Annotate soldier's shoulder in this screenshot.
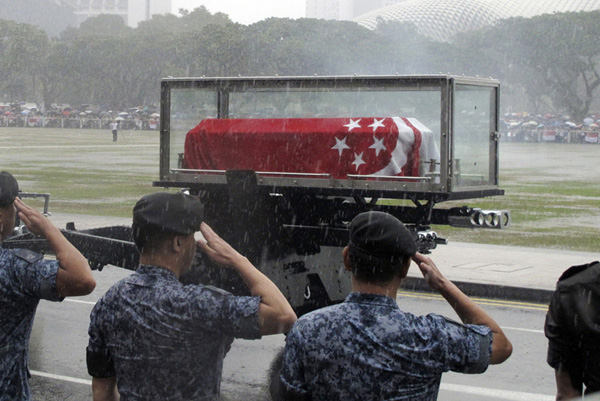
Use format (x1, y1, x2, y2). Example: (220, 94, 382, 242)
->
(12, 249, 44, 264)
(558, 261, 600, 285)
(294, 303, 345, 330)
(0, 248, 43, 264)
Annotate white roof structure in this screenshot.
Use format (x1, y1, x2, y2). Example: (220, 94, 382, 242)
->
(354, 0, 600, 41)
(50, 0, 171, 27)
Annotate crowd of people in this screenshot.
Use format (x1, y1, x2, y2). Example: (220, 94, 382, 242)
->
(501, 112, 600, 144)
(0, 102, 160, 131)
(0, 166, 597, 401)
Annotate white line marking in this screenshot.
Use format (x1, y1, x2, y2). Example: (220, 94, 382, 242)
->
(65, 298, 96, 305)
(441, 383, 554, 400)
(503, 326, 544, 334)
(30, 370, 555, 399)
(0, 145, 156, 149)
(30, 370, 91, 386)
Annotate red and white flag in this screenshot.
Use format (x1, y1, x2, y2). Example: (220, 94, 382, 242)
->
(543, 130, 556, 142)
(184, 117, 439, 179)
(585, 132, 599, 143)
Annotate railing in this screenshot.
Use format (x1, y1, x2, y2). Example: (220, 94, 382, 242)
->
(0, 116, 159, 131)
(500, 129, 599, 144)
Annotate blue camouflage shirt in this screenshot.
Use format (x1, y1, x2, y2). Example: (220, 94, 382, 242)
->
(0, 247, 61, 401)
(87, 264, 261, 401)
(281, 292, 492, 401)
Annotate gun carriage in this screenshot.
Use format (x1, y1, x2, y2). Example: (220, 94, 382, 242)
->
(4, 75, 510, 316)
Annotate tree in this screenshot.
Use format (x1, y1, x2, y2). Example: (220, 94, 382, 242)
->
(453, 11, 600, 119)
(374, 20, 438, 75)
(518, 11, 600, 120)
(60, 14, 132, 41)
(0, 19, 49, 102)
(5, 6, 597, 117)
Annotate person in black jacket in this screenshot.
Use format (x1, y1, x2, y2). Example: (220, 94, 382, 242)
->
(545, 261, 600, 400)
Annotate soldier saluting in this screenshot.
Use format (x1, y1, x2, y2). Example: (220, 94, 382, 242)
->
(87, 192, 296, 400)
(0, 171, 96, 400)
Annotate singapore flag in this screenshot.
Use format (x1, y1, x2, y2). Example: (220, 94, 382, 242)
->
(184, 116, 439, 179)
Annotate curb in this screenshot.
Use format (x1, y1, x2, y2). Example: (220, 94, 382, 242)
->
(402, 277, 554, 305)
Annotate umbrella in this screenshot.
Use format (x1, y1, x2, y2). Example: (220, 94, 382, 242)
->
(150, 113, 160, 117)
(115, 117, 125, 121)
(118, 112, 128, 116)
(583, 118, 594, 125)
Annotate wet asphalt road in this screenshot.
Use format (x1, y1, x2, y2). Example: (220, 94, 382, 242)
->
(29, 266, 285, 401)
(28, 266, 556, 401)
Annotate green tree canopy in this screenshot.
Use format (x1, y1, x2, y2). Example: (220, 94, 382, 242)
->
(0, 19, 49, 102)
(453, 11, 600, 119)
(1, 9, 599, 119)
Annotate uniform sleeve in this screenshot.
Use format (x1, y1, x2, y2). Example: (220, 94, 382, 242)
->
(86, 300, 116, 378)
(12, 250, 62, 302)
(428, 314, 492, 374)
(188, 285, 261, 339)
(280, 324, 309, 397)
(544, 290, 572, 369)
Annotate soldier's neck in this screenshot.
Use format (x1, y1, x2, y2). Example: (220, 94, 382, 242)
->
(351, 276, 402, 299)
(139, 253, 184, 277)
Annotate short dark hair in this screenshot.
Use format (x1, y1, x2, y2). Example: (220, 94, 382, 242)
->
(348, 248, 410, 284)
(0, 171, 19, 207)
(131, 222, 176, 253)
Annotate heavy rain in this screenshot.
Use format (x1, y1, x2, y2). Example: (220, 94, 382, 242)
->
(1, 1, 600, 400)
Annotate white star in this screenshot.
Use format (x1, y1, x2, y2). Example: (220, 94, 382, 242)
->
(368, 118, 385, 132)
(331, 136, 351, 156)
(352, 152, 366, 170)
(344, 118, 361, 132)
(369, 136, 387, 156)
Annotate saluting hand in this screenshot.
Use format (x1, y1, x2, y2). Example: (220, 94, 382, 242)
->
(196, 222, 246, 268)
(14, 198, 56, 237)
(412, 252, 446, 292)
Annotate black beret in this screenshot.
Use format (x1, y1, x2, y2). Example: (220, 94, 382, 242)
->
(132, 192, 203, 235)
(0, 171, 19, 207)
(349, 211, 416, 261)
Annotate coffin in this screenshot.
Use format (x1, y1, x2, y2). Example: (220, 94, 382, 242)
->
(184, 117, 440, 179)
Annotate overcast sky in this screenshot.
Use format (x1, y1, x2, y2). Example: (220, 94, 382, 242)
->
(171, 0, 305, 25)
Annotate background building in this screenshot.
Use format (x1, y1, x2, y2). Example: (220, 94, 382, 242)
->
(353, 0, 600, 41)
(52, 0, 172, 27)
(0, 0, 77, 36)
(306, 0, 406, 20)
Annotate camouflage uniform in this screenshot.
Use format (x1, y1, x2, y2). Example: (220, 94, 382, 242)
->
(0, 248, 61, 401)
(281, 292, 492, 401)
(87, 264, 261, 401)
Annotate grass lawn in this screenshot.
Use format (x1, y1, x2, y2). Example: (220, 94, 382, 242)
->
(1, 127, 160, 217)
(2, 128, 599, 252)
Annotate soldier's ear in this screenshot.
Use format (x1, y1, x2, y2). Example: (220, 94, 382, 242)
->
(342, 246, 352, 271)
(170, 235, 181, 252)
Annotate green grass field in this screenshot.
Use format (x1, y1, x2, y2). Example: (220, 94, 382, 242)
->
(2, 127, 599, 252)
(2, 127, 160, 216)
